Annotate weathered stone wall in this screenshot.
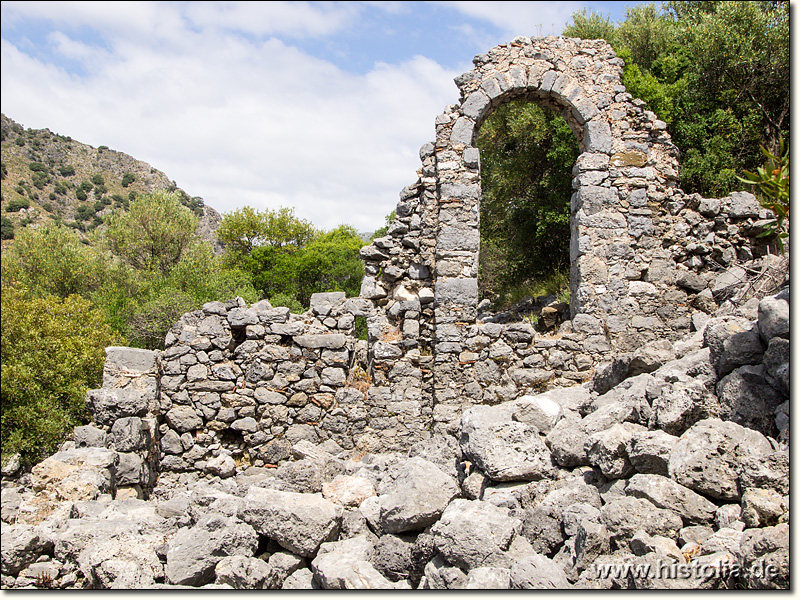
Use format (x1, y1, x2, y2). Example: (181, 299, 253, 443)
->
(67, 36, 781, 476)
(356, 35, 778, 434)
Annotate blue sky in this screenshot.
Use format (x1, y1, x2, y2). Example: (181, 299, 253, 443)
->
(2, 1, 645, 231)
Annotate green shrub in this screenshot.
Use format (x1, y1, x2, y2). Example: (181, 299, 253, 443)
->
(79, 180, 93, 193)
(125, 287, 197, 350)
(75, 188, 87, 201)
(0, 216, 13, 240)
(28, 162, 47, 172)
(43, 202, 53, 212)
(32, 171, 49, 189)
(121, 173, 135, 187)
(93, 183, 107, 195)
(14, 137, 24, 146)
(59, 165, 76, 177)
(91, 174, 105, 186)
(0, 288, 121, 466)
(6, 198, 30, 212)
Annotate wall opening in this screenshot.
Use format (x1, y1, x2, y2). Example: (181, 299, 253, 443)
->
(476, 98, 580, 325)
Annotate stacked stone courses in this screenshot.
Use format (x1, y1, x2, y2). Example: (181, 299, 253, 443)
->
(80, 37, 785, 473)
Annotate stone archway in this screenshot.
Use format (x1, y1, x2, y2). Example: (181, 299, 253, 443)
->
(357, 35, 770, 436)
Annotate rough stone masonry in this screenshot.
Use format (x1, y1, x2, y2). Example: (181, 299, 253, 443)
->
(1, 36, 788, 591)
(141, 35, 779, 470)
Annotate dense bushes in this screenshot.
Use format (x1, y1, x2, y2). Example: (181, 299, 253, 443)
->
(219, 207, 364, 309)
(1, 288, 121, 466)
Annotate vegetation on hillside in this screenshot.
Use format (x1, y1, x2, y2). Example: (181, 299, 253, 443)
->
(0, 114, 210, 243)
(477, 0, 789, 309)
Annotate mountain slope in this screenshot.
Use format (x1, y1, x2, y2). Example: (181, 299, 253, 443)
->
(0, 114, 221, 247)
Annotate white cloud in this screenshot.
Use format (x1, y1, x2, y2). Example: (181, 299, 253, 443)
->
(1, 3, 459, 232)
(444, 0, 585, 39)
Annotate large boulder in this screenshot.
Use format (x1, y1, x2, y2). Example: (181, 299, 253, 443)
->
(624, 474, 717, 525)
(378, 457, 459, 534)
(32, 448, 119, 502)
(239, 487, 342, 557)
(460, 405, 555, 481)
(738, 524, 788, 589)
(1, 523, 53, 576)
(310, 535, 406, 589)
(600, 497, 682, 550)
(430, 499, 521, 571)
(165, 513, 258, 586)
(668, 419, 774, 502)
(715, 364, 782, 436)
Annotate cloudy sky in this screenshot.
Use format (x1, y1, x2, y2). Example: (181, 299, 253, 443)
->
(2, 1, 643, 232)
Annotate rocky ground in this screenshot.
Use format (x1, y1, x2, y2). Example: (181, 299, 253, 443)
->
(0, 287, 789, 590)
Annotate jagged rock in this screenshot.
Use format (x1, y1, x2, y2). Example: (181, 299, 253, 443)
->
(716, 364, 782, 436)
(585, 422, 645, 479)
(214, 555, 272, 589)
(737, 451, 789, 495)
(78, 534, 163, 589)
(704, 316, 764, 377)
(629, 530, 683, 563)
(460, 405, 555, 482)
(520, 506, 565, 557)
(430, 499, 521, 570)
(281, 568, 320, 589)
(762, 337, 789, 395)
(266, 551, 305, 589)
(378, 457, 459, 534)
(165, 513, 258, 586)
(311, 534, 406, 589)
(648, 379, 716, 436)
(1, 523, 53, 576)
(372, 534, 415, 582)
(406, 435, 460, 479)
(668, 418, 774, 502)
(561, 503, 602, 538)
(573, 519, 611, 572)
(715, 504, 742, 530)
(32, 448, 118, 502)
(321, 475, 375, 507)
(511, 394, 564, 434)
(624, 474, 717, 525)
(600, 497, 682, 550)
(740, 488, 785, 528)
(628, 339, 675, 376)
(239, 487, 342, 557)
(626, 430, 678, 476)
(464, 567, 512, 589)
(738, 524, 789, 589)
(419, 554, 467, 589)
(757, 292, 789, 343)
(509, 552, 571, 589)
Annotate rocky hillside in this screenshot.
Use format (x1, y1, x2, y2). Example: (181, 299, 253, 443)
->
(0, 286, 788, 589)
(0, 114, 221, 248)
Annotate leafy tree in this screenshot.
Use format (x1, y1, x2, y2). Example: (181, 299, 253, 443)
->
(1, 287, 121, 466)
(104, 190, 199, 275)
(59, 164, 76, 177)
(477, 101, 579, 304)
(91, 174, 105, 186)
(0, 224, 120, 299)
(121, 172, 135, 187)
(563, 1, 789, 197)
(217, 206, 316, 256)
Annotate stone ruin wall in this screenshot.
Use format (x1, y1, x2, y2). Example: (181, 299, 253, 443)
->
(77, 37, 780, 482)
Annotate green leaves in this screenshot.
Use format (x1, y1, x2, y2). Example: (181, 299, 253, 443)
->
(104, 190, 199, 275)
(1, 288, 121, 466)
(217, 206, 316, 256)
(737, 138, 790, 251)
